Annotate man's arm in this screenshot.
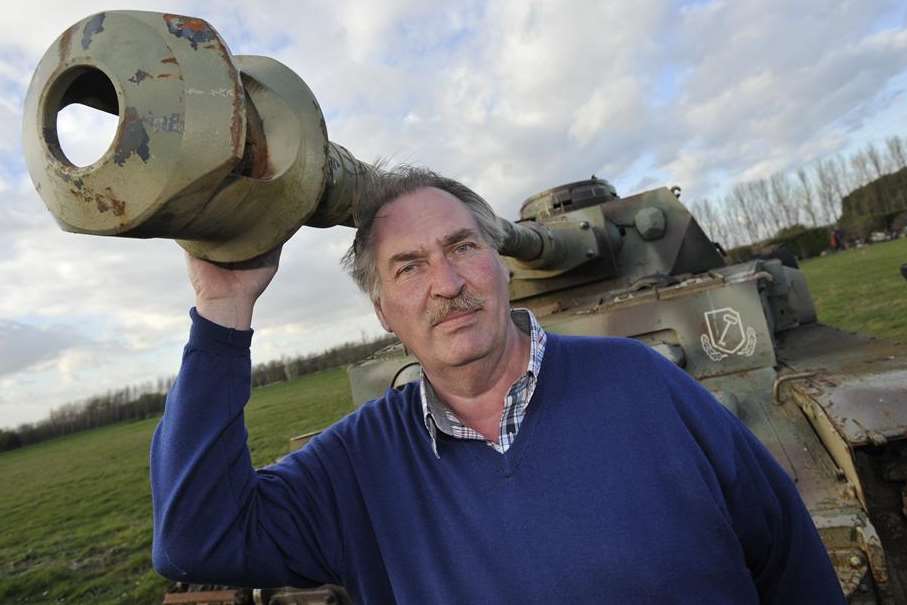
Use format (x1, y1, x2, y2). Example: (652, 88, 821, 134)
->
(150, 248, 344, 587)
(647, 348, 846, 604)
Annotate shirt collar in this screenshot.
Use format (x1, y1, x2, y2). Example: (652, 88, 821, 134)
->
(420, 308, 546, 457)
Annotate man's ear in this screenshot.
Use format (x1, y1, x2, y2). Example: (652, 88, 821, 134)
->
(373, 298, 392, 333)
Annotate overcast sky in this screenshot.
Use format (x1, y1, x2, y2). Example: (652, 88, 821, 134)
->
(2, 0, 906, 429)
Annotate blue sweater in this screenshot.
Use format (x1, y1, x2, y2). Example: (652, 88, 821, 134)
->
(151, 311, 844, 604)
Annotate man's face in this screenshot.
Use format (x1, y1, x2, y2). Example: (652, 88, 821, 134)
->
(371, 187, 511, 372)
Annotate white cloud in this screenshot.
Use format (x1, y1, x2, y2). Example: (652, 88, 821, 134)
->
(0, 94, 22, 154)
(55, 104, 119, 167)
(0, 320, 86, 375)
(569, 77, 645, 146)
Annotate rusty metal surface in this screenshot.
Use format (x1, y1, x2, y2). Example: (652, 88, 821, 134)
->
(776, 324, 907, 602)
(822, 369, 907, 446)
(24, 11, 372, 262)
(256, 586, 351, 605)
(813, 512, 895, 603)
(776, 324, 907, 447)
(776, 323, 907, 375)
(788, 381, 869, 506)
(703, 369, 846, 507)
(176, 54, 332, 262)
(24, 11, 245, 238)
(287, 430, 321, 453)
(162, 589, 241, 604)
(700, 362, 889, 601)
(856, 448, 907, 603)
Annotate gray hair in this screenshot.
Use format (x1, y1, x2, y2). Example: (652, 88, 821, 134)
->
(341, 165, 504, 301)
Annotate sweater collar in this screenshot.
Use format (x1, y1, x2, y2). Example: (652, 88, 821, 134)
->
(420, 308, 546, 458)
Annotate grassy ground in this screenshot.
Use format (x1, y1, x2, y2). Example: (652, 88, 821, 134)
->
(799, 237, 907, 343)
(0, 368, 354, 605)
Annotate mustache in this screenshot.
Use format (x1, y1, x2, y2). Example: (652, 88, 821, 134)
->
(428, 290, 485, 326)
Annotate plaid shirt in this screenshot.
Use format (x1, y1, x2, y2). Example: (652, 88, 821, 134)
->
(420, 308, 546, 457)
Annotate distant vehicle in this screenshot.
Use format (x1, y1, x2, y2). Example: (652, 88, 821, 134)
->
(869, 232, 890, 243)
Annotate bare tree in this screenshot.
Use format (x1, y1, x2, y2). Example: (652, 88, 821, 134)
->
(796, 168, 819, 227)
(749, 179, 780, 236)
(827, 156, 851, 207)
(710, 199, 733, 247)
(814, 160, 842, 224)
(729, 184, 760, 243)
(717, 196, 744, 247)
(864, 141, 887, 179)
(770, 172, 798, 228)
(689, 199, 711, 240)
(692, 198, 731, 246)
(851, 150, 874, 188)
(885, 135, 907, 171)
(834, 154, 858, 197)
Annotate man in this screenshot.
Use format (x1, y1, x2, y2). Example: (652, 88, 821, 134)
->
(151, 167, 845, 604)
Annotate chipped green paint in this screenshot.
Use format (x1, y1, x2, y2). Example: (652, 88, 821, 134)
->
(113, 108, 150, 166)
(128, 70, 152, 85)
(162, 14, 216, 50)
(23, 10, 368, 262)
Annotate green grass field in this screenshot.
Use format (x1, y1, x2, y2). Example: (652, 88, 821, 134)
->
(0, 368, 355, 605)
(1, 237, 905, 604)
(800, 237, 907, 343)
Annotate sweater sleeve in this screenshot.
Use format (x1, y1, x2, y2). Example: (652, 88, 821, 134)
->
(150, 309, 344, 588)
(646, 347, 845, 605)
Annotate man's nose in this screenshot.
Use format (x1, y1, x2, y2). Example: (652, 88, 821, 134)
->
(430, 256, 466, 298)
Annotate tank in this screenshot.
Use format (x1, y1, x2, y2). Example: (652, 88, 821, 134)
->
(23, 10, 907, 605)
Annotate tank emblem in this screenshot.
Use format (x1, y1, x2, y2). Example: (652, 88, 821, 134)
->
(701, 307, 757, 361)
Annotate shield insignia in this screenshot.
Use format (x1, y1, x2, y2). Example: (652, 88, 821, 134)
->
(704, 307, 746, 355)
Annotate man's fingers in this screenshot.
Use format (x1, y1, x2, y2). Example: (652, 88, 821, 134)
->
(212, 246, 282, 271)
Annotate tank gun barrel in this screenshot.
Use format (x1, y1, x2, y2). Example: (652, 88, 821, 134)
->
(497, 216, 616, 272)
(496, 211, 626, 286)
(23, 11, 371, 262)
(498, 218, 544, 262)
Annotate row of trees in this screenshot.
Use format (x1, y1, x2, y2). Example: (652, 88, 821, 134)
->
(249, 334, 397, 388)
(0, 332, 398, 453)
(689, 135, 907, 247)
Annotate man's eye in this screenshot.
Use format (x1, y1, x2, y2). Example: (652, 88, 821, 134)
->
(453, 242, 477, 254)
(396, 264, 416, 277)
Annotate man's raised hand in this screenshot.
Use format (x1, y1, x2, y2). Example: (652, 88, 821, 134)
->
(185, 246, 282, 330)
